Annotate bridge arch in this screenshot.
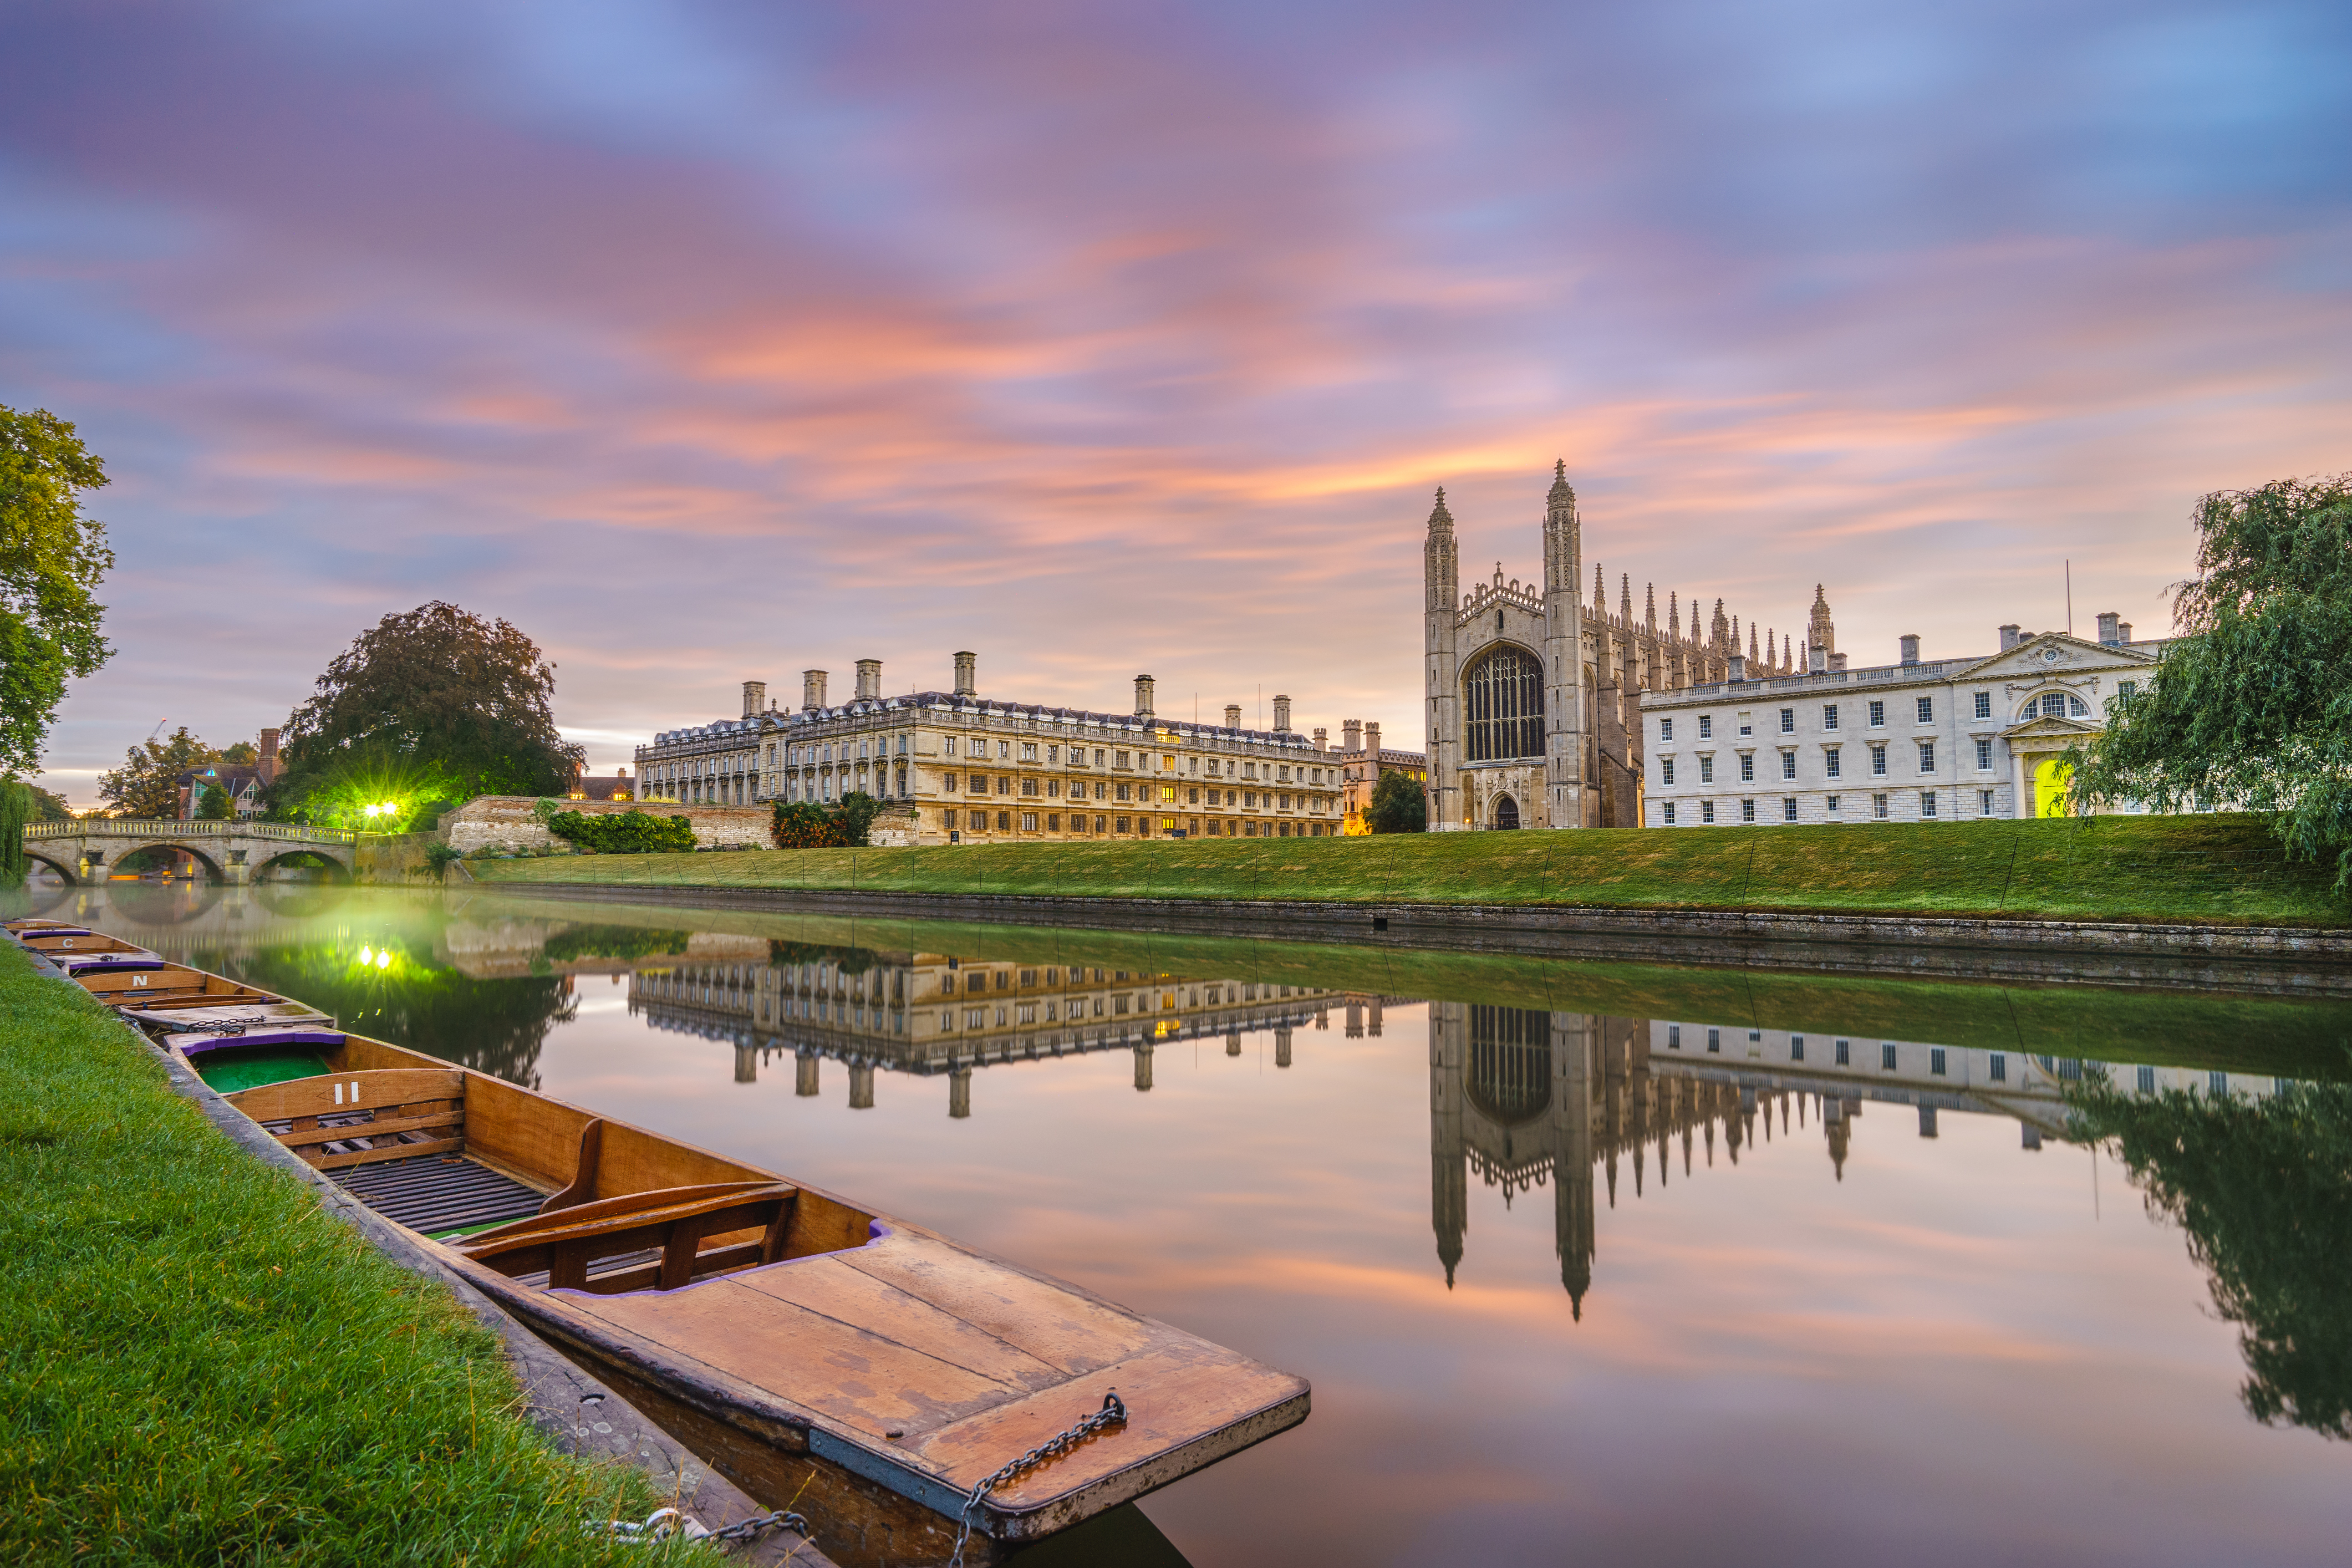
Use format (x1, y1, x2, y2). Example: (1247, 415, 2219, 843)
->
(253, 847, 353, 884)
(22, 847, 80, 885)
(110, 840, 227, 883)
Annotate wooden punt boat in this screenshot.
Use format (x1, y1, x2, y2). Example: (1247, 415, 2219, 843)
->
(68, 961, 291, 1012)
(11, 927, 155, 959)
(108, 972, 1307, 1568)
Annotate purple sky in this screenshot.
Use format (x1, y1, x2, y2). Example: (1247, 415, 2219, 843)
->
(4, 1, 2346, 797)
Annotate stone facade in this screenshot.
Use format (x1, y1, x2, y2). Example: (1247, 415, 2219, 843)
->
(442, 796, 772, 854)
(1639, 613, 2165, 826)
(635, 656, 1350, 847)
(1423, 464, 1771, 831)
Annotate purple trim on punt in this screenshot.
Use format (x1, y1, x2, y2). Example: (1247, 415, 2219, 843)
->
(546, 1219, 894, 1302)
(61, 955, 166, 974)
(13, 928, 96, 940)
(173, 1030, 348, 1058)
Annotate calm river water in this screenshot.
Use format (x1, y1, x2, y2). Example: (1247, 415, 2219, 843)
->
(40, 880, 2352, 1567)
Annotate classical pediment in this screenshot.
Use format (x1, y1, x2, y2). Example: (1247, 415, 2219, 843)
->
(2000, 714, 2098, 741)
(1957, 631, 2155, 683)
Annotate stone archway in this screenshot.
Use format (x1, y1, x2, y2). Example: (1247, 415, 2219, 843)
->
(22, 848, 79, 885)
(253, 848, 354, 884)
(1493, 794, 1520, 830)
(114, 841, 226, 883)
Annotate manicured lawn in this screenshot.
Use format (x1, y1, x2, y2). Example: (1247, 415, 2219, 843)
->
(0, 943, 699, 1566)
(472, 813, 2346, 926)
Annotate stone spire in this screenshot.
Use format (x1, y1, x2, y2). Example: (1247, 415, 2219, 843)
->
(1730, 614, 1740, 655)
(1667, 592, 1679, 638)
(1645, 582, 1657, 632)
(1620, 573, 1633, 623)
(1542, 460, 1579, 597)
(1711, 598, 1728, 649)
(1592, 561, 1606, 613)
(1765, 628, 1776, 668)
(1748, 623, 1759, 662)
(1427, 486, 1454, 535)
(1808, 582, 1836, 657)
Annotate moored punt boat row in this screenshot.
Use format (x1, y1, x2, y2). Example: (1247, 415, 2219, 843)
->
(6, 917, 1309, 1568)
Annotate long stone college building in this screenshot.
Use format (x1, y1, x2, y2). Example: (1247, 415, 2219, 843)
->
(634, 654, 1348, 845)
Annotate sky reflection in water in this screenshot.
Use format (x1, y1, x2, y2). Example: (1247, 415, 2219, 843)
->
(46, 883, 2352, 1567)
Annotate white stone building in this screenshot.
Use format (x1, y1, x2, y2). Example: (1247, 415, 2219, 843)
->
(1639, 601, 2165, 826)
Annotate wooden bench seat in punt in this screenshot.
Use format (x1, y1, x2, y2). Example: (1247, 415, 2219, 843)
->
(226, 1068, 468, 1169)
(74, 967, 284, 1008)
(19, 931, 152, 956)
(461, 1183, 796, 1294)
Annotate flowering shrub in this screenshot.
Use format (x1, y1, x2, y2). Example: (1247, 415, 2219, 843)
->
(771, 792, 881, 849)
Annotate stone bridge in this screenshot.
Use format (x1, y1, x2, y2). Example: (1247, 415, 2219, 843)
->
(23, 818, 359, 884)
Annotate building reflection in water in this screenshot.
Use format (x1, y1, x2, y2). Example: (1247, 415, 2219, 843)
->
(627, 945, 1347, 1116)
(1429, 1002, 2291, 1318)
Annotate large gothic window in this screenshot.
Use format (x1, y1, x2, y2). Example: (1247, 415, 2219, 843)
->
(1468, 1006, 1551, 1123)
(1464, 645, 1545, 762)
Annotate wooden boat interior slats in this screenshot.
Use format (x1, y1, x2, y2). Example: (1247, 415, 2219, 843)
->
(227, 1068, 469, 1170)
(335, 1153, 550, 1238)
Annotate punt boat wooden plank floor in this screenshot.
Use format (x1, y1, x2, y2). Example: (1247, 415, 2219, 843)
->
(59, 946, 1309, 1568)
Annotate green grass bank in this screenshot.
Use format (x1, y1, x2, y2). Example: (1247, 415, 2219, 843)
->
(0, 943, 700, 1566)
(471, 814, 2347, 926)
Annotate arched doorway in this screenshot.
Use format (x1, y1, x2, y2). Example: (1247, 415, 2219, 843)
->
(1493, 794, 1520, 830)
(2032, 759, 2071, 818)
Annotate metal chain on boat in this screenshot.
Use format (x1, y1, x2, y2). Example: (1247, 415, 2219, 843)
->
(587, 1504, 812, 1553)
(948, 1391, 1128, 1568)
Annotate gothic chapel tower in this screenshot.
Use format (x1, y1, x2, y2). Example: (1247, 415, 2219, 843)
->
(1540, 462, 1584, 827)
(1423, 488, 1462, 829)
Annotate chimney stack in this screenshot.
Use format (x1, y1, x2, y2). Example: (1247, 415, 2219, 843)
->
(1313, 726, 1328, 751)
(1224, 703, 1242, 729)
(259, 728, 281, 783)
(1999, 624, 2022, 652)
(1899, 634, 1920, 666)
(1728, 654, 1747, 683)
(1272, 694, 1292, 733)
(802, 670, 829, 711)
(1808, 644, 1827, 674)
(741, 680, 767, 719)
(1829, 653, 1849, 672)
(1365, 720, 1381, 756)
(855, 659, 882, 700)
(2118, 620, 2133, 643)
(1134, 674, 1155, 717)
(953, 651, 977, 696)
(2095, 612, 2120, 646)
(1342, 718, 1363, 754)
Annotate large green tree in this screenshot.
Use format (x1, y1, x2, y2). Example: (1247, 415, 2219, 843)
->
(2071, 1080, 2352, 1439)
(0, 406, 115, 778)
(2071, 474, 2352, 885)
(96, 726, 218, 818)
(272, 602, 584, 825)
(1365, 770, 1428, 833)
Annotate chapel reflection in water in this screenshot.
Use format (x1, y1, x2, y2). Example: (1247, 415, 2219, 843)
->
(1427, 1001, 2292, 1317)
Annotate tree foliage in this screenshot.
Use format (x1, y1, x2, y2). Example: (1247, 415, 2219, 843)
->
(97, 726, 217, 818)
(2070, 474, 2352, 885)
(772, 792, 881, 848)
(0, 780, 29, 886)
(0, 406, 114, 779)
(2071, 1080, 2352, 1439)
(1366, 770, 1428, 833)
(194, 781, 233, 819)
(26, 784, 70, 821)
(543, 810, 695, 854)
(273, 602, 585, 822)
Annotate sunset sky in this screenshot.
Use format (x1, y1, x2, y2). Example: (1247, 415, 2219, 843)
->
(4, 1, 2346, 797)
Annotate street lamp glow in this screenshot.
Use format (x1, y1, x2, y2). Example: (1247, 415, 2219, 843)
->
(375, 950, 391, 970)
(363, 803, 382, 818)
